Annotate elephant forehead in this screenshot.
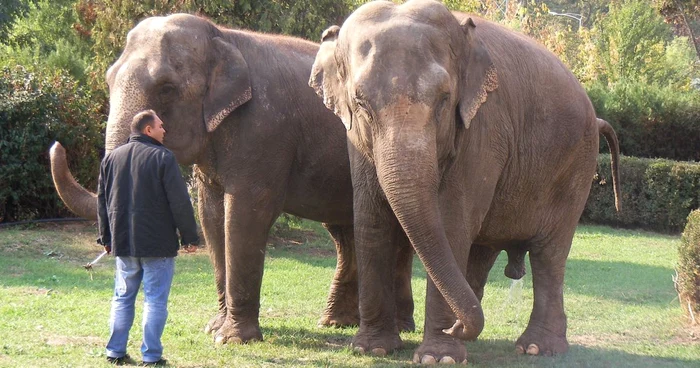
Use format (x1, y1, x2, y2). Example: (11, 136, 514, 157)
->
(127, 16, 210, 56)
(346, 0, 454, 27)
(349, 41, 451, 108)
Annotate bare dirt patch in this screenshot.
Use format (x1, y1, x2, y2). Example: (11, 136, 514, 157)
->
(267, 228, 335, 258)
(570, 333, 634, 347)
(1, 221, 101, 265)
(669, 324, 700, 345)
(21, 287, 55, 296)
(45, 335, 102, 346)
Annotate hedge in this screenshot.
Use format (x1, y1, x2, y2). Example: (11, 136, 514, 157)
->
(588, 81, 700, 162)
(0, 66, 103, 222)
(677, 210, 700, 324)
(583, 154, 700, 233)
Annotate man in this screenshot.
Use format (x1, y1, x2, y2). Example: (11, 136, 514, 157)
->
(97, 109, 198, 366)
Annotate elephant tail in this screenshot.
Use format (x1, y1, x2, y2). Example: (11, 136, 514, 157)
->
(597, 118, 621, 212)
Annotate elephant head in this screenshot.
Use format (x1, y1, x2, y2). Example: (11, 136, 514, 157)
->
(309, 0, 497, 339)
(51, 14, 252, 219)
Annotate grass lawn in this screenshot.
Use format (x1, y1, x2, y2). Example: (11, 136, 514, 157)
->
(0, 220, 698, 367)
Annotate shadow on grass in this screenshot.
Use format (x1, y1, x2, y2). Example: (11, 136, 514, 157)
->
(271, 246, 676, 307)
(249, 324, 699, 367)
(0, 240, 675, 309)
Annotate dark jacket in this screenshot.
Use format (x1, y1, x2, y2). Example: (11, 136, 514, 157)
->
(97, 134, 198, 257)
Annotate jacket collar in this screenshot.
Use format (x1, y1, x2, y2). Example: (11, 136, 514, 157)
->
(128, 133, 163, 146)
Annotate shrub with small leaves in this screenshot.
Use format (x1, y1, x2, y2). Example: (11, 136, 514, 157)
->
(678, 209, 700, 324)
(0, 66, 103, 222)
(583, 154, 700, 233)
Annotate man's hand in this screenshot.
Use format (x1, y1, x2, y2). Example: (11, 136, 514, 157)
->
(183, 244, 198, 253)
(104, 245, 112, 255)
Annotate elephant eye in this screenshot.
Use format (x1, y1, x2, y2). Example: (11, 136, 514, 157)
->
(159, 83, 178, 100)
(353, 91, 373, 120)
(435, 94, 450, 123)
(354, 99, 373, 121)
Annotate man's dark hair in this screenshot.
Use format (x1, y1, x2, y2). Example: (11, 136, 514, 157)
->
(131, 110, 158, 134)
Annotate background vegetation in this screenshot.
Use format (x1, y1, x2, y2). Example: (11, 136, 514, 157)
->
(678, 210, 700, 323)
(0, 1, 699, 227)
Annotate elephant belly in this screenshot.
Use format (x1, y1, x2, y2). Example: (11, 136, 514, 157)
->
(283, 176, 353, 226)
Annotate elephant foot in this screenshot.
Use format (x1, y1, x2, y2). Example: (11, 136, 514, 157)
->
(412, 334, 467, 365)
(515, 325, 568, 356)
(213, 318, 263, 345)
(319, 301, 360, 328)
(204, 311, 226, 334)
(319, 313, 359, 328)
(351, 329, 403, 357)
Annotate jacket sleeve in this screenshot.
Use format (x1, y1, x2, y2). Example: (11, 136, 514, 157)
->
(162, 153, 199, 245)
(97, 161, 111, 246)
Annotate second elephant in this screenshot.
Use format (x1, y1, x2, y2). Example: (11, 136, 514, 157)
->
(310, 0, 621, 364)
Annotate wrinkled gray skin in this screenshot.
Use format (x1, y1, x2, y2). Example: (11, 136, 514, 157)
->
(310, 0, 621, 364)
(49, 14, 417, 344)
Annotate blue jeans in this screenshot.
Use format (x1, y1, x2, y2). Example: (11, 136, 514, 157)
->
(105, 256, 175, 363)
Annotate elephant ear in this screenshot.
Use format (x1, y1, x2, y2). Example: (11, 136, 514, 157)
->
(309, 25, 353, 131)
(203, 37, 252, 132)
(458, 17, 498, 129)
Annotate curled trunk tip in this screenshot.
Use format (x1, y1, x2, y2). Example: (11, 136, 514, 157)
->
(50, 141, 98, 220)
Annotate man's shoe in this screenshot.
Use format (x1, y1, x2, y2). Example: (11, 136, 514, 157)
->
(142, 358, 167, 366)
(106, 354, 134, 365)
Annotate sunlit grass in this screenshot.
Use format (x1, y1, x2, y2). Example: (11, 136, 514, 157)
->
(0, 222, 697, 367)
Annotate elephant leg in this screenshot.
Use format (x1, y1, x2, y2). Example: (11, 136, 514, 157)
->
(351, 192, 403, 355)
(393, 231, 415, 332)
(319, 223, 359, 328)
(466, 245, 500, 302)
(198, 180, 227, 335)
(413, 239, 473, 364)
(214, 190, 282, 344)
(413, 182, 490, 364)
(515, 231, 573, 356)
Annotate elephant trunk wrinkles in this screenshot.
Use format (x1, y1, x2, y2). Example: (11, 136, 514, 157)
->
(374, 127, 484, 340)
(50, 142, 98, 220)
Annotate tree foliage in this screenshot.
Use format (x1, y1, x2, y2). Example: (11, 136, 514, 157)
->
(0, 0, 92, 83)
(0, 0, 30, 40)
(0, 66, 103, 222)
(594, 0, 674, 86)
(655, 0, 700, 60)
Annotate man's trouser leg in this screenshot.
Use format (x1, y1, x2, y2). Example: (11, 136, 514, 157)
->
(140, 257, 175, 363)
(106, 256, 142, 358)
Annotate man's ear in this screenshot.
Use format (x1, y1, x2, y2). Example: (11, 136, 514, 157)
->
(309, 25, 353, 131)
(203, 37, 253, 132)
(458, 17, 498, 129)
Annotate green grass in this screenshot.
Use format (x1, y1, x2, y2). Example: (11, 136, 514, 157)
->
(0, 221, 698, 367)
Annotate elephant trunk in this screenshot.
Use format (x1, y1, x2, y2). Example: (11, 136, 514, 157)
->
(374, 115, 483, 341)
(105, 87, 137, 154)
(50, 142, 98, 220)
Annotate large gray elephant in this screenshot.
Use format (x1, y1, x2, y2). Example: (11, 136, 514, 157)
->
(50, 14, 417, 344)
(310, 0, 621, 364)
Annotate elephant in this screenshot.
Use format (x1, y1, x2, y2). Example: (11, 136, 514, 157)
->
(309, 0, 621, 364)
(49, 13, 418, 344)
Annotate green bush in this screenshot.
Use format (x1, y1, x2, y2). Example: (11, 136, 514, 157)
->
(0, 0, 93, 84)
(583, 154, 700, 233)
(678, 209, 700, 324)
(0, 66, 103, 222)
(588, 81, 700, 161)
